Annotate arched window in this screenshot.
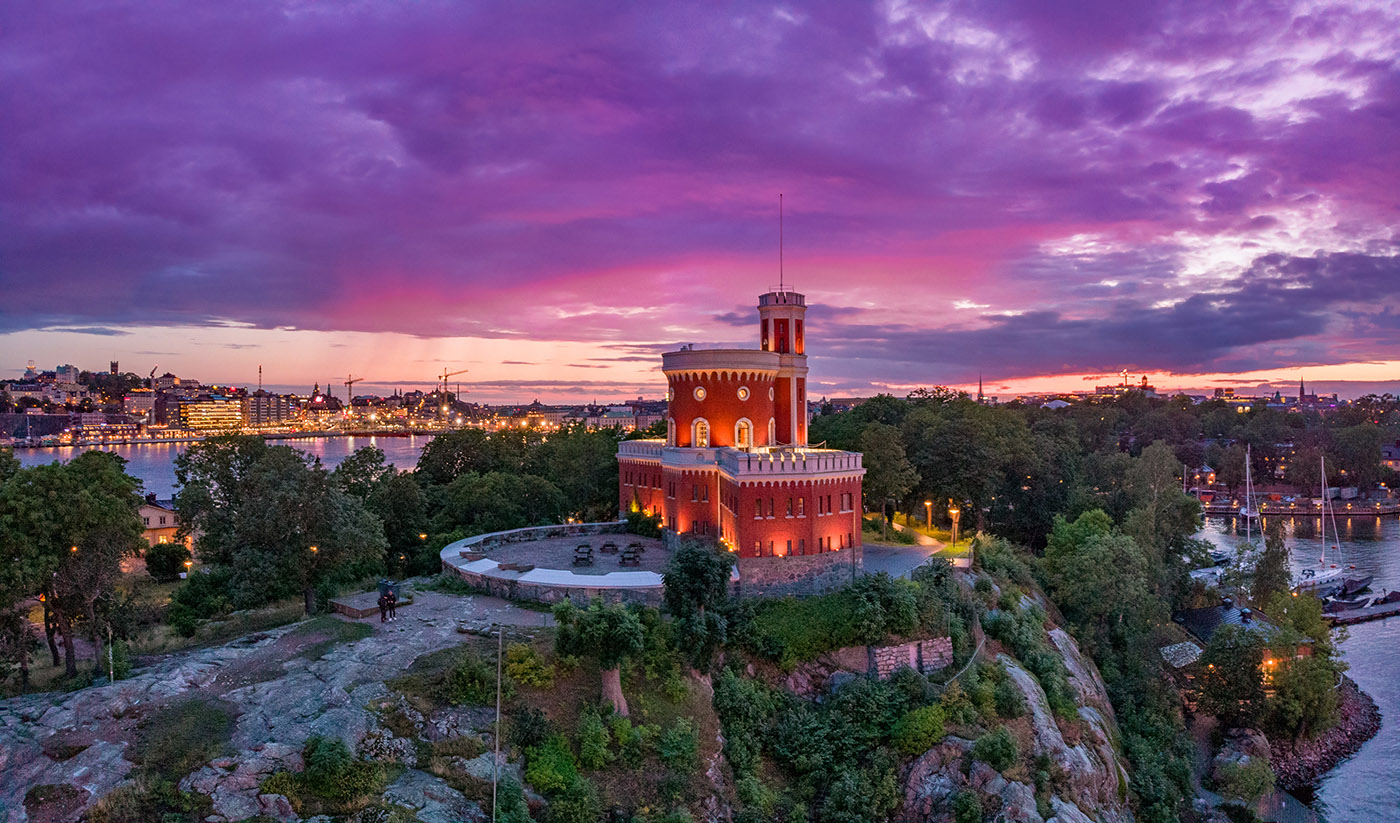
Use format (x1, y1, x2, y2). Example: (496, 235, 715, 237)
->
(693, 418, 710, 448)
(768, 418, 776, 445)
(667, 417, 676, 446)
(735, 418, 752, 449)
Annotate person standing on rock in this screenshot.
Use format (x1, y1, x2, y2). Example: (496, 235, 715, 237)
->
(378, 592, 389, 623)
(387, 590, 398, 621)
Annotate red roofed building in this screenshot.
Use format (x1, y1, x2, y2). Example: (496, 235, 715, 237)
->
(617, 289, 865, 593)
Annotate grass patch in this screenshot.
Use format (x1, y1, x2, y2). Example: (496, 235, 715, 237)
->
(129, 698, 236, 782)
(290, 615, 375, 661)
(86, 777, 214, 823)
(262, 736, 399, 817)
(24, 784, 85, 819)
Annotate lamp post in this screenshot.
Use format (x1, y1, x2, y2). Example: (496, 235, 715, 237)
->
(924, 500, 933, 532)
(948, 504, 961, 548)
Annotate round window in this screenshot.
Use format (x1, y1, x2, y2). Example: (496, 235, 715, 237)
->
(693, 386, 707, 401)
(737, 386, 750, 401)
(769, 386, 775, 401)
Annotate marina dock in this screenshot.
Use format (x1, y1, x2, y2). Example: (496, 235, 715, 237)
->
(1326, 600, 1400, 626)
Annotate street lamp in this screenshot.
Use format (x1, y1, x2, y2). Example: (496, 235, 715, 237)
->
(419, 533, 428, 541)
(948, 504, 961, 547)
(925, 500, 933, 531)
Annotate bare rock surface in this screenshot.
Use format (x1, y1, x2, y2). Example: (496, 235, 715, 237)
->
(0, 590, 543, 823)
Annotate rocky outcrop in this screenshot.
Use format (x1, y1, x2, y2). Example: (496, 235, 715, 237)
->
(0, 592, 543, 823)
(1269, 675, 1381, 790)
(999, 654, 1131, 823)
(381, 769, 486, 823)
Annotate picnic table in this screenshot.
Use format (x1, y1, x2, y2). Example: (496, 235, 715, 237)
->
(619, 546, 641, 567)
(599, 540, 619, 554)
(627, 541, 645, 553)
(573, 543, 594, 566)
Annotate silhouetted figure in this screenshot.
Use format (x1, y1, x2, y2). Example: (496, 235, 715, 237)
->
(377, 593, 389, 623)
(387, 590, 398, 621)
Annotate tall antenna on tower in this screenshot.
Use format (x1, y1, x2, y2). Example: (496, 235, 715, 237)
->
(258, 365, 262, 392)
(779, 193, 784, 291)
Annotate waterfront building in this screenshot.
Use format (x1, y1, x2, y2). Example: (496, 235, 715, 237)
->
(617, 289, 865, 594)
(175, 396, 242, 431)
(242, 389, 296, 426)
(123, 389, 156, 418)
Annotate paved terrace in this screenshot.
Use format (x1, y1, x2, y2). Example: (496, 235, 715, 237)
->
(439, 523, 668, 604)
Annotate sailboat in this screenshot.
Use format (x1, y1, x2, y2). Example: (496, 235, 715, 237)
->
(1240, 444, 1260, 544)
(1296, 455, 1347, 591)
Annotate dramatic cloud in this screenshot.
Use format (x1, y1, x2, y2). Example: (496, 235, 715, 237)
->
(3, 0, 1398, 394)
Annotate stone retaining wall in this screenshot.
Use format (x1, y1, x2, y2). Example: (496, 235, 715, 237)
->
(869, 637, 954, 679)
(732, 549, 860, 598)
(441, 563, 663, 607)
(466, 521, 629, 549)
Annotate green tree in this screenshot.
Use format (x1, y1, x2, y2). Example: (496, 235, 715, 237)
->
(661, 541, 734, 670)
(553, 599, 645, 716)
(0, 451, 144, 677)
(414, 427, 498, 486)
(331, 446, 394, 503)
(432, 471, 567, 537)
(173, 435, 272, 567)
(1251, 520, 1291, 604)
(1195, 625, 1266, 729)
(858, 422, 919, 539)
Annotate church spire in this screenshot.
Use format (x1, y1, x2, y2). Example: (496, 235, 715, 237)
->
(977, 373, 984, 404)
(1299, 375, 1306, 401)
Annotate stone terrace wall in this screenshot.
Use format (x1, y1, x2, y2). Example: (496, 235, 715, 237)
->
(733, 550, 860, 598)
(441, 521, 663, 607)
(442, 564, 662, 608)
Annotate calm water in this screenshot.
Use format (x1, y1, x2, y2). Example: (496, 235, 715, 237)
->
(12, 435, 436, 498)
(1201, 516, 1400, 822)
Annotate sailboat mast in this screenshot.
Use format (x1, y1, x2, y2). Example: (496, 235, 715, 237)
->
(1245, 444, 1253, 545)
(1320, 455, 1328, 565)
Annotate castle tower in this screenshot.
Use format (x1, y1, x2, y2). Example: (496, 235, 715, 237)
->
(757, 289, 808, 446)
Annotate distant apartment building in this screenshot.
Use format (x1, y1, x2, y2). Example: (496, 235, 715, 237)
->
(55, 364, 80, 383)
(139, 496, 191, 548)
(175, 396, 242, 430)
(124, 389, 157, 418)
(242, 390, 296, 426)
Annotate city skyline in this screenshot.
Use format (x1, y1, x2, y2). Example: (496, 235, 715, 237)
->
(5, 1, 1400, 402)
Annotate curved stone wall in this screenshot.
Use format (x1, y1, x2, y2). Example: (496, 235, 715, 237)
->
(438, 521, 665, 607)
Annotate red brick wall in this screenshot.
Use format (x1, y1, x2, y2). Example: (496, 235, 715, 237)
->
(725, 475, 863, 558)
(667, 371, 775, 448)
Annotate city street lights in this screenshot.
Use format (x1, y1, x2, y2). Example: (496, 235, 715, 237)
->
(924, 500, 933, 531)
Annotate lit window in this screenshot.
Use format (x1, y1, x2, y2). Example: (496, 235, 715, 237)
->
(769, 386, 775, 401)
(798, 497, 805, 516)
(735, 418, 752, 448)
(693, 386, 707, 401)
(737, 386, 750, 401)
(693, 418, 710, 447)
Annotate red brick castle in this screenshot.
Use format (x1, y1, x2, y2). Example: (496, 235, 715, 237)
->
(617, 289, 865, 593)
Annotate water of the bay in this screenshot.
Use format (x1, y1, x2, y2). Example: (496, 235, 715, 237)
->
(12, 435, 437, 498)
(1200, 516, 1400, 822)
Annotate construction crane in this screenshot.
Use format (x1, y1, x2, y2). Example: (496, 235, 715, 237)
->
(148, 364, 158, 389)
(438, 368, 469, 397)
(344, 374, 364, 399)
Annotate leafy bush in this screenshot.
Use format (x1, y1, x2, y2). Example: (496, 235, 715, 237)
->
(445, 651, 510, 705)
(952, 790, 983, 823)
(577, 711, 612, 769)
(496, 777, 532, 823)
(547, 776, 601, 823)
(626, 509, 663, 537)
(610, 715, 648, 766)
(508, 706, 553, 752)
(1216, 758, 1275, 804)
(303, 736, 383, 803)
(524, 734, 578, 795)
(145, 541, 192, 583)
(711, 668, 778, 774)
(972, 728, 1019, 772)
(939, 681, 979, 726)
(505, 642, 555, 688)
(994, 674, 1027, 719)
(892, 705, 946, 755)
(656, 718, 698, 769)
(745, 575, 920, 667)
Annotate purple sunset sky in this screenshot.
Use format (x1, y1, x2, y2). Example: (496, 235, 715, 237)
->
(3, 0, 1399, 402)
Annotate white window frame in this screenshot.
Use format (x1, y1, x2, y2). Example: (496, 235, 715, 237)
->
(735, 417, 753, 449)
(693, 417, 710, 448)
